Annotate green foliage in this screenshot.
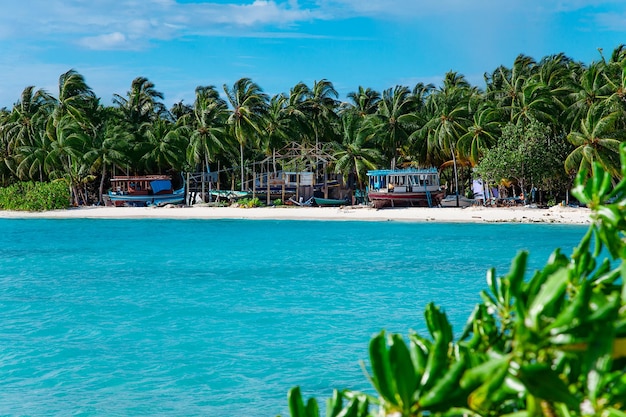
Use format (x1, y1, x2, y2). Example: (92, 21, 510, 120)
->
(0, 180, 71, 211)
(284, 147, 626, 416)
(273, 198, 283, 206)
(475, 119, 571, 195)
(237, 197, 264, 208)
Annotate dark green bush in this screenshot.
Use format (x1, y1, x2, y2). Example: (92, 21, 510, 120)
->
(0, 180, 71, 211)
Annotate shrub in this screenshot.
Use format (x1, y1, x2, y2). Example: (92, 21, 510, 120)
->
(0, 180, 71, 211)
(237, 197, 263, 208)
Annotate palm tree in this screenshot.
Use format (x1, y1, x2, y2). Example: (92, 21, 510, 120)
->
(422, 72, 473, 206)
(565, 61, 611, 131)
(333, 112, 382, 192)
(486, 55, 536, 122)
(186, 86, 228, 174)
(457, 99, 502, 165)
(223, 78, 268, 191)
(170, 101, 193, 122)
(44, 114, 89, 205)
(113, 76, 166, 126)
(366, 85, 417, 169)
(262, 94, 294, 176)
(342, 86, 381, 118)
(113, 77, 167, 169)
(139, 118, 186, 174)
(565, 102, 624, 178)
(15, 129, 52, 182)
(299, 79, 339, 165)
(285, 82, 313, 144)
(83, 106, 131, 203)
(52, 69, 98, 129)
(411, 82, 435, 111)
(2, 86, 54, 180)
(3, 86, 54, 151)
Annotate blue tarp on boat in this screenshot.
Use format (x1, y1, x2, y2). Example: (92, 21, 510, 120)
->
(150, 180, 172, 194)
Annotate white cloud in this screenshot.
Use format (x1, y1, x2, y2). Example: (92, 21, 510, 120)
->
(0, 1, 321, 50)
(1, 0, 622, 52)
(78, 32, 130, 50)
(592, 11, 626, 31)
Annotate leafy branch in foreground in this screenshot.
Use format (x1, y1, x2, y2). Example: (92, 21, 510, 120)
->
(283, 144, 626, 417)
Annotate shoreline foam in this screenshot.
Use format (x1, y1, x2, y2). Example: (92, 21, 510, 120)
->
(0, 205, 592, 224)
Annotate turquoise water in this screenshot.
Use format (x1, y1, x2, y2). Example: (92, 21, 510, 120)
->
(0, 218, 587, 416)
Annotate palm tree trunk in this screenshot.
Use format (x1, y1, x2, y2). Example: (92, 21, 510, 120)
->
(452, 147, 460, 207)
(272, 148, 277, 177)
(240, 142, 245, 191)
(98, 163, 106, 205)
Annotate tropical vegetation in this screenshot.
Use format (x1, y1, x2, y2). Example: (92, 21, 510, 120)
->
(284, 146, 626, 417)
(3, 47, 626, 205)
(0, 180, 70, 211)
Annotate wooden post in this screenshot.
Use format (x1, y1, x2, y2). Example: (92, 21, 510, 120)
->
(323, 162, 328, 198)
(252, 165, 256, 199)
(296, 172, 300, 202)
(217, 161, 221, 192)
(266, 163, 271, 206)
(281, 172, 285, 203)
(201, 172, 205, 204)
(186, 172, 190, 205)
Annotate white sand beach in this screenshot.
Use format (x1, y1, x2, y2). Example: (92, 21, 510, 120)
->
(0, 204, 592, 224)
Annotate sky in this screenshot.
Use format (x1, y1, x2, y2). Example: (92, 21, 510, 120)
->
(1, 0, 626, 109)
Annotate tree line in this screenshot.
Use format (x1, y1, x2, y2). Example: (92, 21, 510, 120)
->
(2, 45, 626, 205)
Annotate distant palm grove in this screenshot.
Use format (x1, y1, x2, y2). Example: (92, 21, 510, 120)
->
(2, 46, 626, 206)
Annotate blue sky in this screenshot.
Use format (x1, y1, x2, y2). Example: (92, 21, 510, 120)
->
(2, 0, 626, 109)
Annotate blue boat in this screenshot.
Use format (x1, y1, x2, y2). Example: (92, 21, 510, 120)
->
(107, 175, 185, 207)
(367, 168, 445, 208)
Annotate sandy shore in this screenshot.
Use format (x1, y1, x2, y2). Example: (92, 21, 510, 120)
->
(0, 204, 592, 224)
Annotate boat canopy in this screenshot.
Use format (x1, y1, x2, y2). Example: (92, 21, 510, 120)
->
(367, 168, 440, 189)
(367, 167, 438, 176)
(150, 179, 172, 194)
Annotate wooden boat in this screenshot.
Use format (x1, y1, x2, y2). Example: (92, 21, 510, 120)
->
(440, 194, 476, 208)
(366, 168, 445, 208)
(108, 175, 185, 207)
(312, 197, 349, 207)
(208, 190, 250, 200)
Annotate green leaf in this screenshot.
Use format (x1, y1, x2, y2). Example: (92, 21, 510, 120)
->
(460, 356, 510, 391)
(547, 278, 590, 335)
(424, 303, 453, 343)
(326, 390, 343, 417)
(517, 364, 579, 409)
(467, 359, 510, 414)
(419, 354, 467, 409)
(336, 397, 364, 417)
(408, 333, 429, 377)
(459, 304, 481, 341)
(305, 398, 320, 417)
(420, 305, 452, 393)
(389, 334, 418, 410)
(288, 386, 308, 417)
(368, 332, 398, 406)
(506, 251, 527, 298)
(525, 267, 570, 331)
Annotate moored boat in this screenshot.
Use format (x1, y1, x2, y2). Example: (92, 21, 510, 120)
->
(108, 175, 185, 207)
(312, 197, 350, 207)
(440, 194, 476, 208)
(208, 190, 250, 200)
(366, 168, 445, 208)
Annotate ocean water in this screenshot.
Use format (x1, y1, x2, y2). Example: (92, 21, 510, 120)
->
(0, 218, 587, 416)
